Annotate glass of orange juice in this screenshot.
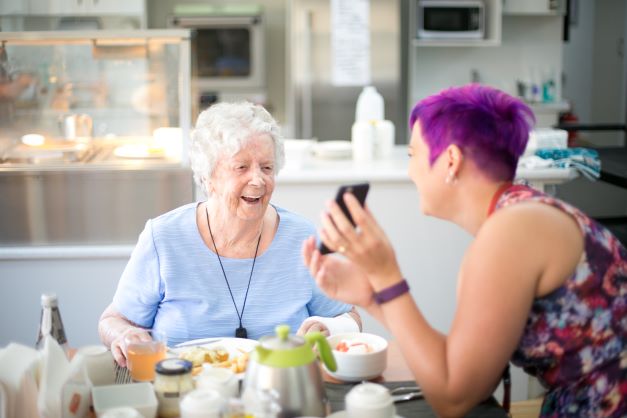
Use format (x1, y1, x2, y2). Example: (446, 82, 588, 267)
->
(125, 329, 167, 382)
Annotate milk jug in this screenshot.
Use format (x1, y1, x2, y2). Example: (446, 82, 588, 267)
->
(355, 86, 384, 122)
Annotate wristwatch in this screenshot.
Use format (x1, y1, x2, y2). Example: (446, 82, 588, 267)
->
(374, 279, 409, 305)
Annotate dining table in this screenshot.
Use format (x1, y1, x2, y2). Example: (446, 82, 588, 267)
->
(322, 340, 509, 417)
(112, 339, 510, 418)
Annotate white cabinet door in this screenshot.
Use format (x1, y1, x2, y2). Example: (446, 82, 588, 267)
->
(25, 0, 143, 15)
(502, 0, 565, 15)
(0, 0, 26, 14)
(83, 0, 144, 15)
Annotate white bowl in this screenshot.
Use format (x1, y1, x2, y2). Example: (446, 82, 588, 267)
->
(283, 139, 315, 169)
(325, 332, 388, 382)
(92, 383, 157, 418)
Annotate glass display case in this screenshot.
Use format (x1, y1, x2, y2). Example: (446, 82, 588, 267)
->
(0, 30, 193, 246)
(0, 30, 191, 168)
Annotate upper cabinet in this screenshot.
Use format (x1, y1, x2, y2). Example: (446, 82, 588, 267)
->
(411, 0, 502, 47)
(4, 0, 145, 16)
(502, 0, 566, 16)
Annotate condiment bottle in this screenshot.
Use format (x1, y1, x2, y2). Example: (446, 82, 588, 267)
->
(35, 293, 69, 355)
(154, 358, 194, 418)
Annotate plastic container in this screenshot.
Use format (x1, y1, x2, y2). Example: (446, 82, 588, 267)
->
(35, 293, 69, 355)
(355, 86, 384, 122)
(351, 121, 375, 162)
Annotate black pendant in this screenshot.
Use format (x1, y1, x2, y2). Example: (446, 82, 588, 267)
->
(236, 326, 247, 339)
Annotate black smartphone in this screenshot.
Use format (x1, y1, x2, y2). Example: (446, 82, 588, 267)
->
(319, 182, 370, 255)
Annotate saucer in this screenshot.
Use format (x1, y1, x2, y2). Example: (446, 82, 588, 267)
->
(327, 411, 403, 418)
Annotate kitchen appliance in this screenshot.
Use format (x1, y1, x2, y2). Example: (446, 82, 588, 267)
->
(417, 0, 485, 40)
(59, 114, 93, 141)
(287, 0, 402, 144)
(169, 4, 266, 119)
(243, 325, 336, 418)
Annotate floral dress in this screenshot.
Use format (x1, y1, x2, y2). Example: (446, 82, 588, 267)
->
(495, 185, 626, 418)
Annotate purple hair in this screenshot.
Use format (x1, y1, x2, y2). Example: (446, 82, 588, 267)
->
(409, 84, 535, 181)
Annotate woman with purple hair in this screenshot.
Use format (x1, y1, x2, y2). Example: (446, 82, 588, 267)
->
(302, 84, 626, 417)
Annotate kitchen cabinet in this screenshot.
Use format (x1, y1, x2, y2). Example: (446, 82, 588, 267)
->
(503, 0, 565, 16)
(0, 1, 25, 15)
(18, 0, 145, 17)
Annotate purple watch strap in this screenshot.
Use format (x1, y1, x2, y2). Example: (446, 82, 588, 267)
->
(374, 279, 409, 304)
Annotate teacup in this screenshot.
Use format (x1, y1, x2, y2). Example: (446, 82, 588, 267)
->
(195, 366, 239, 398)
(124, 330, 167, 382)
(345, 382, 395, 418)
(75, 345, 115, 386)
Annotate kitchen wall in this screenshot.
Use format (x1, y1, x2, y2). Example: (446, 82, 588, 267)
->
(556, 0, 627, 219)
(563, 0, 626, 147)
(410, 15, 564, 110)
(146, 0, 289, 129)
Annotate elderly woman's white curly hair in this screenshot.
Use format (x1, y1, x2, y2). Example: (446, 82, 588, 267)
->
(190, 102, 284, 197)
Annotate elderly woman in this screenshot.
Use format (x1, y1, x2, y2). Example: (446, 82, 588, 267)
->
(100, 102, 360, 366)
(303, 84, 626, 417)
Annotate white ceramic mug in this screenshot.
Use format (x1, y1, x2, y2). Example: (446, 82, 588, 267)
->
(195, 366, 239, 398)
(345, 382, 396, 418)
(75, 345, 115, 386)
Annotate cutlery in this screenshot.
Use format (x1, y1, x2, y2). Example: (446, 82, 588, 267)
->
(391, 390, 423, 403)
(390, 386, 423, 403)
(174, 338, 223, 348)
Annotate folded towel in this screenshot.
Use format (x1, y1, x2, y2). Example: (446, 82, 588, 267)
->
(533, 148, 601, 181)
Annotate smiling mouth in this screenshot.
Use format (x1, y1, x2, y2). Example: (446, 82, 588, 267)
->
(241, 196, 262, 203)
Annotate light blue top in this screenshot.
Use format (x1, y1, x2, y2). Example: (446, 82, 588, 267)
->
(112, 203, 351, 346)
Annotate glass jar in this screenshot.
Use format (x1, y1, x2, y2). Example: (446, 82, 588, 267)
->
(154, 358, 194, 418)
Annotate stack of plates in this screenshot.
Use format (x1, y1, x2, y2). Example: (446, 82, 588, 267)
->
(313, 140, 352, 160)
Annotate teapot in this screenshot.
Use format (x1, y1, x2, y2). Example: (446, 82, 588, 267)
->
(242, 325, 337, 418)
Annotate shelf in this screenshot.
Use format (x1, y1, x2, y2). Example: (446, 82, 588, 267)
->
(412, 38, 500, 47)
(528, 100, 570, 114)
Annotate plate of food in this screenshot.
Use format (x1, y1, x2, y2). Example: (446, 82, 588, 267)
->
(170, 338, 258, 378)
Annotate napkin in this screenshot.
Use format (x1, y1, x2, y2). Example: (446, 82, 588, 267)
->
(38, 335, 71, 418)
(0, 342, 41, 418)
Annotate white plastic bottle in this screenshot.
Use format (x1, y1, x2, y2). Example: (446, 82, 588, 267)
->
(355, 86, 384, 122)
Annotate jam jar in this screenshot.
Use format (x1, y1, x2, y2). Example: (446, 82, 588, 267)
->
(154, 358, 194, 418)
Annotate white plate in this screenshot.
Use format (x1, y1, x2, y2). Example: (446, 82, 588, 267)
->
(170, 337, 258, 378)
(327, 411, 404, 418)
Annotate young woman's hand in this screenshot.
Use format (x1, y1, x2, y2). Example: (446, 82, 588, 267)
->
(320, 193, 404, 290)
(302, 236, 375, 308)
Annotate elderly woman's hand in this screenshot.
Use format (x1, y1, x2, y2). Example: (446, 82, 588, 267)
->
(110, 327, 151, 368)
(296, 319, 330, 337)
(320, 193, 403, 290)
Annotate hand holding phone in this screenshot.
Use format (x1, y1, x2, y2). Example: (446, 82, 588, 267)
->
(319, 182, 370, 255)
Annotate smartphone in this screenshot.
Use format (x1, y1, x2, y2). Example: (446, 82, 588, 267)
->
(319, 182, 370, 255)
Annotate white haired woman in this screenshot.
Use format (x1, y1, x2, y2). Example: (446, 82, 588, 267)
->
(99, 102, 361, 367)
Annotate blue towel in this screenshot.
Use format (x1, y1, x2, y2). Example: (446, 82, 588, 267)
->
(535, 148, 601, 181)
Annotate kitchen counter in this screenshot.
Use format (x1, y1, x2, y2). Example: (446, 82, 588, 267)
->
(277, 145, 578, 188)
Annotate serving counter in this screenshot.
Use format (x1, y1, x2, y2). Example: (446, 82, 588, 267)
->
(0, 30, 193, 246)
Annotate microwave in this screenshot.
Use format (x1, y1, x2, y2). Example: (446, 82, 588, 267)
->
(169, 11, 265, 91)
(417, 0, 485, 40)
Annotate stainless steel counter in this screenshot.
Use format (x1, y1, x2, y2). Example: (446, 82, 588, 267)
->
(0, 166, 193, 245)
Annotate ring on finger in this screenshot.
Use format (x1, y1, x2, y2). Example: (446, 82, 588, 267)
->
(338, 245, 347, 253)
